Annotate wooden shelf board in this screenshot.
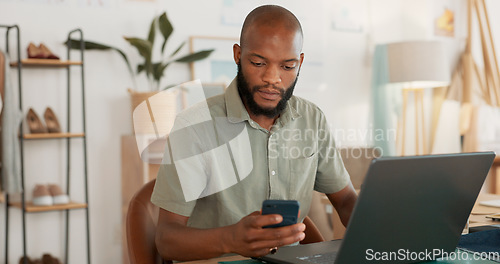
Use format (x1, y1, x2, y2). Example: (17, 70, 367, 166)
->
(23, 132, 85, 139)
(10, 59, 82, 67)
(9, 201, 87, 212)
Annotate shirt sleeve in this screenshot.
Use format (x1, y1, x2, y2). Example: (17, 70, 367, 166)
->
(151, 162, 196, 217)
(151, 115, 205, 217)
(313, 111, 351, 194)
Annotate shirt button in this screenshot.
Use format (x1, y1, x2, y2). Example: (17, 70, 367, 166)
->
(271, 170, 276, 176)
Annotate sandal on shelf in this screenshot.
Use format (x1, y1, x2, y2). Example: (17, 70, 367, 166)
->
(26, 108, 47, 134)
(27, 43, 45, 59)
(18, 256, 41, 264)
(44, 107, 61, 133)
(38, 43, 60, 60)
(27, 42, 60, 60)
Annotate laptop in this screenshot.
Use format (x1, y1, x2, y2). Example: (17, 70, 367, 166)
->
(260, 152, 496, 264)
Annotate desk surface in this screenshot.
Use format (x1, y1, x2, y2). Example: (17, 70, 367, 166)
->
(184, 250, 500, 264)
(184, 193, 500, 264)
(470, 193, 500, 227)
(184, 255, 246, 264)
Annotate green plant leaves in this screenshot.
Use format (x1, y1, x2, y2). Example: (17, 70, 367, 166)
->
(174, 49, 215, 63)
(170, 41, 186, 58)
(65, 11, 214, 91)
(65, 39, 136, 89)
(124, 37, 153, 76)
(158, 12, 173, 54)
(124, 37, 152, 60)
(65, 39, 111, 50)
(137, 64, 145, 74)
(148, 18, 156, 45)
(152, 62, 170, 81)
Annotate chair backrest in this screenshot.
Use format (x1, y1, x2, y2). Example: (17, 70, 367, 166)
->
(126, 179, 169, 264)
(126, 179, 324, 264)
(301, 214, 325, 244)
(340, 147, 381, 189)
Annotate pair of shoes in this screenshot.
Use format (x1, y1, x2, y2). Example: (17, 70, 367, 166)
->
(41, 253, 61, 264)
(18, 254, 61, 264)
(32, 184, 69, 206)
(27, 42, 60, 60)
(26, 107, 61, 134)
(19, 256, 41, 264)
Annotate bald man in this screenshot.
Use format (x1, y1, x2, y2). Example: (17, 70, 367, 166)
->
(152, 5, 357, 261)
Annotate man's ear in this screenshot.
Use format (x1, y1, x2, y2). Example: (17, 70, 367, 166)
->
(298, 52, 305, 72)
(233, 44, 241, 64)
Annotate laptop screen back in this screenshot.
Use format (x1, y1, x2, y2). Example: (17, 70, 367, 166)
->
(335, 152, 495, 263)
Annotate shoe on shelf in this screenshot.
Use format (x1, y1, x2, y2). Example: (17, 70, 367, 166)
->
(32, 184, 52, 206)
(38, 43, 60, 60)
(26, 108, 48, 134)
(43, 107, 61, 133)
(48, 184, 69, 205)
(19, 256, 35, 264)
(27, 43, 45, 59)
(41, 253, 61, 264)
(19, 256, 43, 264)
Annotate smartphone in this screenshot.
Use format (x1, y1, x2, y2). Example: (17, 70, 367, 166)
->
(261, 200, 300, 228)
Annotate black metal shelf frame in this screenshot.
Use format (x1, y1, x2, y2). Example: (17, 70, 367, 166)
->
(0, 24, 91, 264)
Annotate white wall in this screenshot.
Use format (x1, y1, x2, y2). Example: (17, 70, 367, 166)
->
(1, 0, 499, 263)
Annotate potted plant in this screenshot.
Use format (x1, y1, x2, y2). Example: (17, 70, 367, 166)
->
(67, 11, 214, 112)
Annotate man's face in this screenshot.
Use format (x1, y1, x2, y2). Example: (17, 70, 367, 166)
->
(234, 23, 304, 118)
(237, 63, 297, 118)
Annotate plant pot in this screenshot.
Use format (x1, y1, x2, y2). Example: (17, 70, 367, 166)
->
(129, 89, 159, 114)
(128, 88, 178, 137)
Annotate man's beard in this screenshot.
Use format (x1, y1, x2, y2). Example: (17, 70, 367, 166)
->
(237, 63, 298, 118)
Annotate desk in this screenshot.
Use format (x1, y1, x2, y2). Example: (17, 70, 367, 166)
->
(322, 191, 500, 240)
(183, 194, 500, 264)
(470, 193, 500, 227)
(184, 255, 247, 264)
(184, 250, 499, 264)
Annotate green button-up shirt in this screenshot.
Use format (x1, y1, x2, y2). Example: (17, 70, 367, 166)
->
(151, 78, 350, 228)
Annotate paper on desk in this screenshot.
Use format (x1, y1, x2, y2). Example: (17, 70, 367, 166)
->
(479, 199, 500, 208)
(218, 260, 261, 264)
(472, 205, 498, 215)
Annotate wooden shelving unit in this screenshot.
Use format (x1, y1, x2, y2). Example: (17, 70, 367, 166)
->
(10, 58, 82, 67)
(1, 25, 91, 264)
(9, 202, 88, 213)
(23, 132, 85, 139)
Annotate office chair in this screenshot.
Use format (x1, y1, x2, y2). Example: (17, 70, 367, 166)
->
(126, 179, 325, 264)
(126, 179, 168, 264)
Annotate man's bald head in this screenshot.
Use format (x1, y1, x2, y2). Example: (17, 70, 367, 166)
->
(240, 5, 303, 49)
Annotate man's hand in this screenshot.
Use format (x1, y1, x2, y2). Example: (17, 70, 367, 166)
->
(223, 211, 306, 257)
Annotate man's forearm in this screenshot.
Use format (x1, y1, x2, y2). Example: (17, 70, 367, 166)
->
(336, 190, 357, 226)
(155, 210, 305, 261)
(326, 183, 358, 227)
(155, 221, 232, 261)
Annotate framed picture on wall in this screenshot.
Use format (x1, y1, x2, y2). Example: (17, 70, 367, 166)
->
(180, 81, 226, 109)
(189, 36, 239, 86)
